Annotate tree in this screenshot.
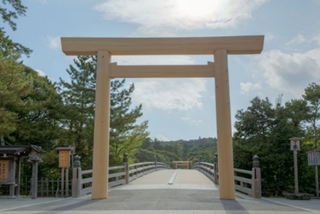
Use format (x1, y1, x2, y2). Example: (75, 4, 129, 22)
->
(57, 56, 97, 169)
(0, 0, 32, 57)
(0, 0, 33, 144)
(8, 67, 66, 179)
(303, 82, 320, 149)
(135, 137, 217, 168)
(58, 56, 149, 168)
(233, 96, 314, 196)
(109, 79, 149, 166)
(11, 66, 64, 147)
(1, 0, 27, 31)
(0, 55, 33, 144)
(302, 82, 320, 197)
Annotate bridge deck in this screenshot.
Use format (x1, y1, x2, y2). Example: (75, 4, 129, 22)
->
(119, 169, 217, 190)
(1, 169, 320, 214)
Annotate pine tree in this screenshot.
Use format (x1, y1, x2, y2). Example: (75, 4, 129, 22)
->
(59, 56, 149, 168)
(11, 66, 64, 147)
(58, 56, 96, 168)
(109, 79, 149, 166)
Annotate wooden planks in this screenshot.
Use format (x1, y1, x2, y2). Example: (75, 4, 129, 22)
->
(61, 36, 264, 56)
(109, 62, 215, 78)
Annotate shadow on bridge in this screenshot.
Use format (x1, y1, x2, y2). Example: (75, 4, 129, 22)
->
(1, 169, 318, 213)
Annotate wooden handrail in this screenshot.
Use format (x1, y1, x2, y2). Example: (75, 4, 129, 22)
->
(72, 159, 170, 197)
(191, 155, 261, 199)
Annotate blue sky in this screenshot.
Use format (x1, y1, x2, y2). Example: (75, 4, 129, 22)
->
(5, 0, 320, 141)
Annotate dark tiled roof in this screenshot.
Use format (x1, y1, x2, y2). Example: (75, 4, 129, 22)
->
(0, 145, 45, 155)
(0, 145, 29, 154)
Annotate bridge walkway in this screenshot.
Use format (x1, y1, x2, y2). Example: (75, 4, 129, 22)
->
(1, 169, 320, 213)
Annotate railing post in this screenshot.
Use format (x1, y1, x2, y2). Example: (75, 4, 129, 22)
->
(123, 153, 129, 184)
(252, 155, 261, 198)
(214, 153, 218, 184)
(154, 155, 157, 171)
(199, 156, 202, 171)
(72, 155, 81, 197)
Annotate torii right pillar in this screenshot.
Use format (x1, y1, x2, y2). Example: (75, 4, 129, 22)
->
(214, 49, 235, 200)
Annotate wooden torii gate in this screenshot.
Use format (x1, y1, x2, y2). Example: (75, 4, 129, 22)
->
(61, 36, 264, 200)
(173, 161, 191, 169)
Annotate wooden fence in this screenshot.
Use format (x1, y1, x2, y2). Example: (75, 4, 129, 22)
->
(192, 154, 261, 198)
(72, 156, 170, 197)
(0, 155, 170, 198)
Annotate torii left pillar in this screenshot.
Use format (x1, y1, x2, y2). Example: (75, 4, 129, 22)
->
(92, 51, 111, 199)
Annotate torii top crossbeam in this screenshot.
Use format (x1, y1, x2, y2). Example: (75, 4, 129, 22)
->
(61, 36, 264, 56)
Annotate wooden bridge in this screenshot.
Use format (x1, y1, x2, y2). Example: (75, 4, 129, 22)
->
(72, 154, 261, 199)
(1, 164, 320, 213)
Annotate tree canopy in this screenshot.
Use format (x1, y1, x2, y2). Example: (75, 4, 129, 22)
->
(233, 83, 320, 196)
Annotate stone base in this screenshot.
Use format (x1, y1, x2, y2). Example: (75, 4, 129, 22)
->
(283, 192, 311, 200)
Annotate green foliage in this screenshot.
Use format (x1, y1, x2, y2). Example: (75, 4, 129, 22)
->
(0, 1, 32, 57)
(11, 67, 64, 147)
(0, 0, 27, 31)
(0, 29, 32, 58)
(135, 137, 217, 168)
(109, 79, 149, 166)
(0, 55, 33, 143)
(58, 56, 149, 168)
(303, 82, 320, 149)
(57, 56, 96, 169)
(233, 86, 320, 196)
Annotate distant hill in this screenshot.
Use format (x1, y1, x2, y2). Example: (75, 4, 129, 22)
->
(134, 137, 217, 167)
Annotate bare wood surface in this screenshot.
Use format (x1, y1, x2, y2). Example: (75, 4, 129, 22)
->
(110, 62, 215, 78)
(61, 36, 264, 56)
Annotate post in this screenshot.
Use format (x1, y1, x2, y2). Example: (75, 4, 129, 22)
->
(293, 150, 299, 194)
(154, 155, 157, 171)
(214, 153, 218, 184)
(9, 158, 16, 198)
(252, 155, 261, 198)
(214, 49, 235, 200)
(123, 153, 129, 184)
(65, 167, 69, 197)
(316, 166, 319, 198)
(16, 157, 22, 196)
(31, 161, 38, 199)
(199, 156, 202, 169)
(92, 51, 111, 199)
(61, 167, 64, 197)
(72, 155, 81, 197)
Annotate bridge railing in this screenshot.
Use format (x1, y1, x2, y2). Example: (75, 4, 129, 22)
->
(192, 154, 261, 198)
(72, 154, 170, 197)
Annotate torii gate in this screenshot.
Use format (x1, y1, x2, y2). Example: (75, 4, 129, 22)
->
(61, 36, 264, 200)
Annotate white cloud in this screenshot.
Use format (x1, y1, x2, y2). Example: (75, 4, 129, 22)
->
(94, 0, 268, 35)
(35, 69, 46, 77)
(265, 33, 274, 42)
(132, 78, 207, 111)
(182, 116, 203, 126)
(240, 82, 261, 94)
(312, 33, 320, 45)
(47, 36, 61, 49)
(255, 35, 320, 95)
(286, 35, 306, 46)
(118, 55, 205, 111)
